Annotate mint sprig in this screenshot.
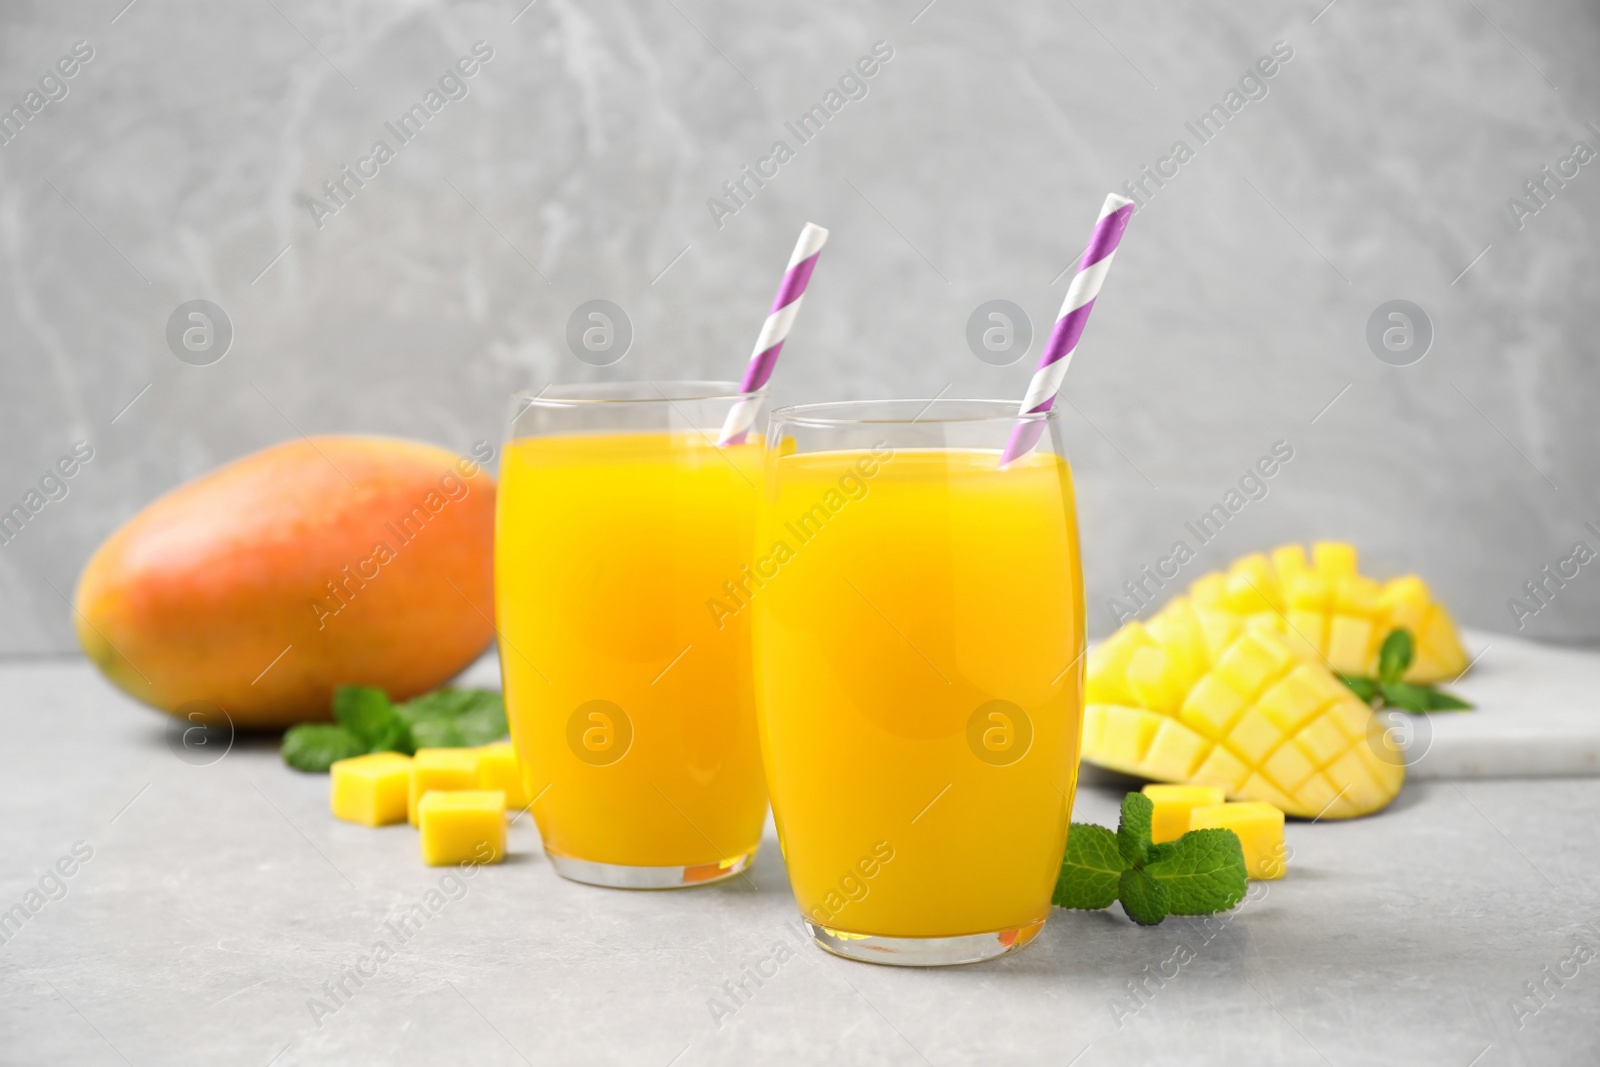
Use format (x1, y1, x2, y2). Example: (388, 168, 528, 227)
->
(1116, 790, 1153, 866)
(280, 723, 367, 772)
(335, 685, 406, 750)
(1054, 793, 1248, 926)
(397, 688, 509, 748)
(1051, 824, 1122, 910)
(1144, 828, 1253, 915)
(1338, 628, 1473, 714)
(281, 685, 507, 772)
(1117, 866, 1169, 926)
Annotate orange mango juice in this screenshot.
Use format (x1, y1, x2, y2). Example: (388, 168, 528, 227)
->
(753, 446, 1083, 938)
(495, 431, 767, 868)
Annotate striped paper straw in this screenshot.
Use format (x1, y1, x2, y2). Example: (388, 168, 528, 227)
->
(717, 222, 830, 446)
(999, 194, 1135, 467)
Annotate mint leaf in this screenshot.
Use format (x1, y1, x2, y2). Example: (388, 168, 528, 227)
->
(1117, 792, 1154, 866)
(282, 686, 507, 772)
(1342, 669, 1472, 715)
(397, 689, 507, 749)
(408, 718, 460, 748)
(281, 724, 367, 772)
(1051, 794, 1250, 926)
(1378, 628, 1413, 685)
(1378, 681, 1432, 715)
(1378, 681, 1471, 714)
(409, 714, 506, 749)
(454, 703, 510, 746)
(333, 685, 405, 750)
(1146, 840, 1178, 864)
(397, 688, 501, 721)
(1339, 674, 1379, 704)
(1144, 828, 1248, 915)
(1053, 824, 1128, 910)
(1424, 688, 1472, 711)
(1118, 866, 1169, 926)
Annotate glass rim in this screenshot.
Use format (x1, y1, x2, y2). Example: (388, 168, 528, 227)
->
(513, 380, 756, 408)
(768, 398, 1054, 428)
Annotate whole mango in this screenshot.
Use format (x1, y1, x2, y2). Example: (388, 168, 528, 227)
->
(74, 436, 496, 728)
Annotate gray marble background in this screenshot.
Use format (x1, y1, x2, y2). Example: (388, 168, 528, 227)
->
(2, 0, 1597, 655)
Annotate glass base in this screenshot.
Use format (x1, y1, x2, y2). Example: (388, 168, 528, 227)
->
(805, 916, 1046, 967)
(546, 846, 756, 889)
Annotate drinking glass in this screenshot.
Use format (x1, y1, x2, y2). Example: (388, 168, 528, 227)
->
(495, 382, 768, 887)
(753, 399, 1084, 963)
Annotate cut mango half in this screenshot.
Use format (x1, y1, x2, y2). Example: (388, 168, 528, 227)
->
(1186, 542, 1468, 684)
(1083, 598, 1403, 819)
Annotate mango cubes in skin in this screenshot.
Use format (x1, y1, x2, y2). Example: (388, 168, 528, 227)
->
(1187, 541, 1469, 684)
(418, 790, 506, 867)
(330, 753, 412, 826)
(1142, 784, 1225, 844)
(408, 748, 481, 826)
(475, 742, 529, 809)
(1191, 802, 1286, 880)
(1083, 601, 1404, 818)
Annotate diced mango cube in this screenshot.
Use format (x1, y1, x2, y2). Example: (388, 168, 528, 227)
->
(1095, 705, 1164, 771)
(1286, 572, 1330, 611)
(1146, 603, 1205, 679)
(1379, 574, 1429, 612)
(1408, 643, 1446, 682)
(418, 790, 506, 867)
(1192, 744, 1250, 793)
(1378, 576, 1427, 634)
(1142, 784, 1225, 844)
(1142, 720, 1209, 782)
(1256, 665, 1330, 733)
(1312, 542, 1357, 578)
(1225, 708, 1282, 764)
(1190, 801, 1286, 880)
(1334, 574, 1381, 616)
(1283, 610, 1326, 660)
(1188, 573, 1227, 607)
(1081, 704, 1106, 754)
(1291, 714, 1347, 766)
(1086, 627, 1146, 704)
(1418, 608, 1466, 670)
(1291, 772, 1343, 818)
(1224, 555, 1275, 612)
(1128, 647, 1185, 713)
(1194, 608, 1242, 663)
(330, 752, 412, 827)
(1304, 662, 1357, 704)
(476, 742, 530, 810)
(1326, 697, 1373, 742)
(1212, 633, 1291, 700)
(1270, 544, 1310, 590)
(1240, 773, 1298, 816)
(1325, 749, 1386, 813)
(1325, 615, 1375, 674)
(1242, 612, 1280, 637)
(1262, 740, 1316, 792)
(1179, 675, 1247, 738)
(408, 748, 481, 826)
(1369, 750, 1406, 794)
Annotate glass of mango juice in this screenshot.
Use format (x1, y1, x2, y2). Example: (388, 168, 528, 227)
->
(494, 382, 768, 888)
(753, 400, 1084, 965)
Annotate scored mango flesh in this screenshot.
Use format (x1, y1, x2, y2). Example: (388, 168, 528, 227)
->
(1083, 599, 1403, 819)
(1188, 542, 1468, 684)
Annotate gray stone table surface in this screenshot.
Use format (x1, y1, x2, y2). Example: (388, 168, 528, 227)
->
(2, 657, 1598, 1066)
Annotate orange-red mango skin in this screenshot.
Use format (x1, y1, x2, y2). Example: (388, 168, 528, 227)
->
(73, 436, 496, 728)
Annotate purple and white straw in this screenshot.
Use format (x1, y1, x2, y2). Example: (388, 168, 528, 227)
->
(717, 222, 829, 446)
(999, 194, 1134, 467)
